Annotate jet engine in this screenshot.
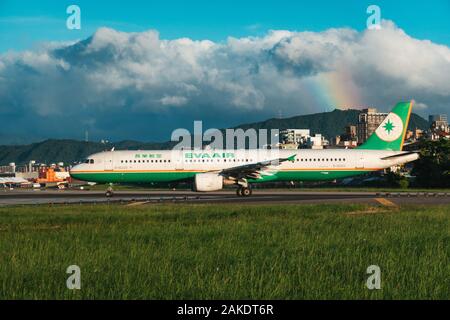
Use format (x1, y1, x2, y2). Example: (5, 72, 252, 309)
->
(194, 173, 224, 192)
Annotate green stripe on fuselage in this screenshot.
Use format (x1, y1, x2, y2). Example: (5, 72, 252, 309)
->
(71, 169, 371, 184)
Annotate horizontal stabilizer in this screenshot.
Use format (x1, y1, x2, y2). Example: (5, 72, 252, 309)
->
(380, 151, 419, 160)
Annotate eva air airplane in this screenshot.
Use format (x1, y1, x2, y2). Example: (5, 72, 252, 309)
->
(70, 101, 419, 197)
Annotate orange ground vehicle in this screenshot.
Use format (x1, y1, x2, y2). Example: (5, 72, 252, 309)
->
(36, 168, 70, 189)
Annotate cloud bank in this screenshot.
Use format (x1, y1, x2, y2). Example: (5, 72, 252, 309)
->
(0, 20, 449, 143)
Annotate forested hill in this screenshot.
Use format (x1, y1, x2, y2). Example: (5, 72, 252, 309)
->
(0, 140, 174, 165)
(235, 109, 428, 138)
(0, 110, 429, 165)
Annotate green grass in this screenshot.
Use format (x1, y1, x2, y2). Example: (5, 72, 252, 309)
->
(0, 203, 448, 300)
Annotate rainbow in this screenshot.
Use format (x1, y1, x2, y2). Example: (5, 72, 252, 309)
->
(306, 70, 363, 111)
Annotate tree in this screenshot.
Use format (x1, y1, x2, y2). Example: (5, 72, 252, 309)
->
(385, 171, 409, 189)
(412, 139, 450, 188)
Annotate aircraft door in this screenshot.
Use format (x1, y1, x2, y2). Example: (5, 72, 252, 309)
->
(356, 153, 364, 169)
(104, 153, 114, 171)
(174, 150, 184, 171)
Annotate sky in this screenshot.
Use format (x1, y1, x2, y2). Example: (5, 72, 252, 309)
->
(0, 0, 449, 144)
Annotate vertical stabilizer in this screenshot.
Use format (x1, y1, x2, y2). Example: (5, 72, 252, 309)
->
(358, 101, 413, 151)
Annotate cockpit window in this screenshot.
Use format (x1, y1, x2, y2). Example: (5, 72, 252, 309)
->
(84, 159, 95, 164)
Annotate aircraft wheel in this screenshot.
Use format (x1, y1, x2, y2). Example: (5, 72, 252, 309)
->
(236, 188, 243, 196)
(105, 189, 114, 198)
(241, 187, 252, 197)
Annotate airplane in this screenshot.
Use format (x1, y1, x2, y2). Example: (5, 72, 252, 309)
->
(69, 101, 419, 197)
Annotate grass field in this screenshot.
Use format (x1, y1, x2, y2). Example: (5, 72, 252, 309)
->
(0, 203, 448, 300)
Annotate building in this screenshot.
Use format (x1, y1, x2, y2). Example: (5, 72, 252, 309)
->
(429, 114, 449, 135)
(0, 163, 16, 174)
(345, 125, 357, 139)
(357, 108, 387, 144)
(429, 114, 448, 124)
(331, 124, 358, 148)
(280, 129, 310, 145)
(406, 128, 424, 142)
(279, 129, 330, 149)
(306, 134, 329, 149)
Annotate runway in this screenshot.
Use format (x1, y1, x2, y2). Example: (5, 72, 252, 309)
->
(0, 189, 449, 206)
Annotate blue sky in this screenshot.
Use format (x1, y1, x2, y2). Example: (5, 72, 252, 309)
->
(1, 0, 449, 52)
(0, 1, 449, 144)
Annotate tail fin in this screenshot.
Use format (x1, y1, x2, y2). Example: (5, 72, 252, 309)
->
(358, 101, 413, 151)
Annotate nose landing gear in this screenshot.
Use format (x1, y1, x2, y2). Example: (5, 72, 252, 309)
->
(105, 185, 114, 198)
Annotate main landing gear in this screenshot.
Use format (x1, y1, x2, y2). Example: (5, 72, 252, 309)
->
(236, 186, 252, 197)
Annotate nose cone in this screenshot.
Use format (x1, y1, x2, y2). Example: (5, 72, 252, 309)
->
(69, 164, 85, 180)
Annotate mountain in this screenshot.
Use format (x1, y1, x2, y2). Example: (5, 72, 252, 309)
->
(0, 140, 174, 165)
(0, 110, 429, 165)
(235, 109, 361, 137)
(236, 110, 428, 137)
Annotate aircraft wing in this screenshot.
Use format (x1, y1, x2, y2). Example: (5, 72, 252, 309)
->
(217, 154, 296, 180)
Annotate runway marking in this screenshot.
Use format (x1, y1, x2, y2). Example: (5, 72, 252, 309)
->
(125, 201, 150, 207)
(375, 198, 399, 208)
(345, 207, 387, 216)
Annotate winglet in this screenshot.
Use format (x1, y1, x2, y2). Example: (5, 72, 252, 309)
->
(287, 154, 296, 162)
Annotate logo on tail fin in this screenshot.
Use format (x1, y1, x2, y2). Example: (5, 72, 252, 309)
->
(375, 113, 403, 142)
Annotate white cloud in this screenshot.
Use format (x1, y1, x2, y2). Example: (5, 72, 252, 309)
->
(0, 21, 449, 142)
(160, 95, 188, 106)
(414, 102, 429, 110)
